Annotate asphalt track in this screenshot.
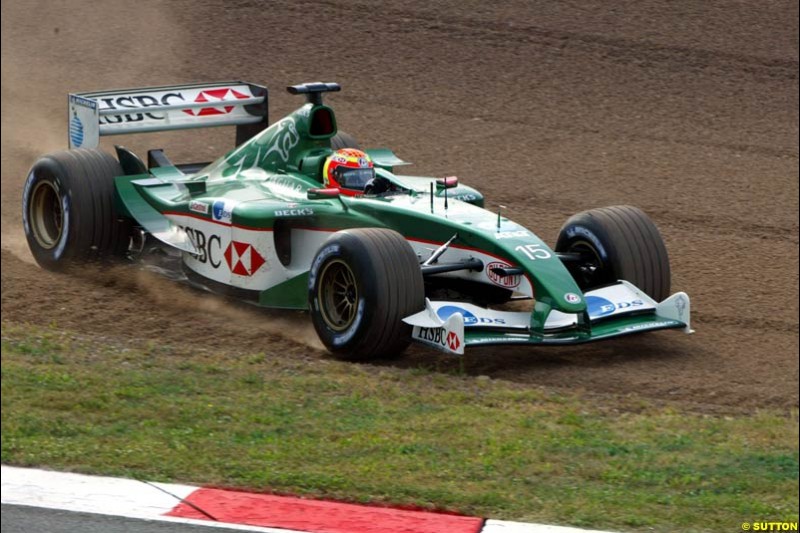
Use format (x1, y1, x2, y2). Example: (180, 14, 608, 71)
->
(1, 505, 255, 533)
(1, 0, 798, 413)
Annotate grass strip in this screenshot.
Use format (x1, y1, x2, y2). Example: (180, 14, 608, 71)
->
(1, 321, 797, 532)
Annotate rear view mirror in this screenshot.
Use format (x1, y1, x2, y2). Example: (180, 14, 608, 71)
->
(308, 187, 341, 200)
(436, 176, 459, 189)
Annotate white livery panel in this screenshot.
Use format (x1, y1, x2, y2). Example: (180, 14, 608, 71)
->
(166, 213, 333, 293)
(68, 81, 267, 149)
(404, 282, 692, 354)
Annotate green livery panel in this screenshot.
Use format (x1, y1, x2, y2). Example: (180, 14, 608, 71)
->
(111, 88, 689, 344)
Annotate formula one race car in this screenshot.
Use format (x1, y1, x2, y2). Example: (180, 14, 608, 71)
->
(22, 81, 692, 360)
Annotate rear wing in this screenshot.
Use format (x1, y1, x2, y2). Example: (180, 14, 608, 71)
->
(67, 81, 268, 149)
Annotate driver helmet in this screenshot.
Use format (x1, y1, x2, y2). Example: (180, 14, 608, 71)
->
(323, 148, 375, 196)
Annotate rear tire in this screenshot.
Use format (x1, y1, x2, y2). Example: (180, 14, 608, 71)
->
(309, 228, 424, 361)
(555, 205, 670, 301)
(22, 148, 131, 271)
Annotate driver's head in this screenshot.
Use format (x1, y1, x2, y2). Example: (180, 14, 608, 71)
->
(323, 148, 375, 196)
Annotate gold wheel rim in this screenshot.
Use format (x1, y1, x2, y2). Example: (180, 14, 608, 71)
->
(318, 259, 358, 331)
(29, 181, 63, 249)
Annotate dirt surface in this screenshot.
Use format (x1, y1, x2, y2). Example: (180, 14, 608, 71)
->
(2, 0, 798, 412)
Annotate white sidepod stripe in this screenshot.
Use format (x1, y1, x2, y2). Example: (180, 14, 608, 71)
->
(166, 216, 334, 292)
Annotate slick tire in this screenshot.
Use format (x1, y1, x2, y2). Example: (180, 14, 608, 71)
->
(555, 205, 671, 301)
(330, 131, 360, 151)
(22, 148, 131, 271)
(309, 228, 425, 361)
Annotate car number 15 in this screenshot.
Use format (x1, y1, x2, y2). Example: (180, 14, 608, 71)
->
(515, 243, 552, 260)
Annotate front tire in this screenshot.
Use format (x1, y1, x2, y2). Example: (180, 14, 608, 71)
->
(555, 205, 671, 301)
(22, 149, 131, 271)
(309, 228, 424, 361)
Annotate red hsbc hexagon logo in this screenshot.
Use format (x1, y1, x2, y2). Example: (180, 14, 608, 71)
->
(184, 88, 249, 117)
(224, 241, 265, 276)
(447, 331, 461, 351)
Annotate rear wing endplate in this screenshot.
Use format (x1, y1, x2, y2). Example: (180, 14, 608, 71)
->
(67, 81, 268, 149)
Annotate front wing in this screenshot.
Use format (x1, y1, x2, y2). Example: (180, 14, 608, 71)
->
(404, 281, 692, 355)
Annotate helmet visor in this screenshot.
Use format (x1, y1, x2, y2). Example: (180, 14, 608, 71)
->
(335, 167, 375, 190)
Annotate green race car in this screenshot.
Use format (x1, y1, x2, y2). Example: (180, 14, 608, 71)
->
(22, 81, 692, 360)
